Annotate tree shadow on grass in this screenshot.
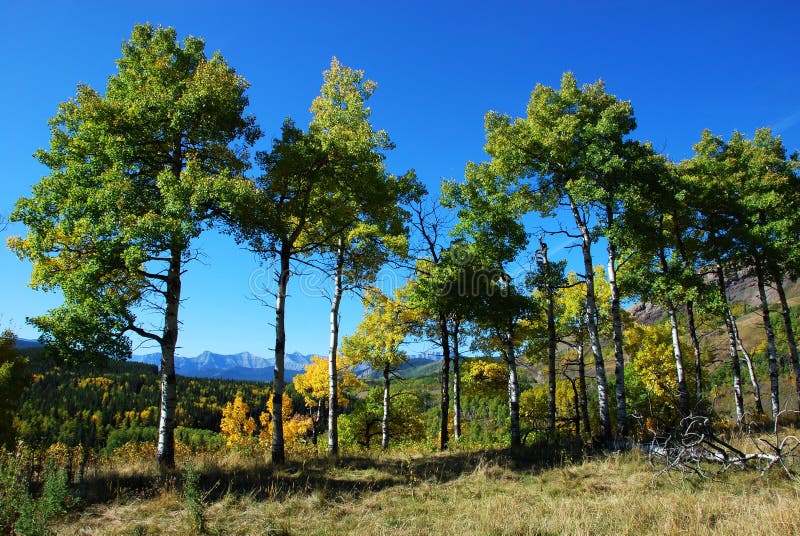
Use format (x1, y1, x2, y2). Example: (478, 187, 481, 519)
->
(71, 442, 585, 508)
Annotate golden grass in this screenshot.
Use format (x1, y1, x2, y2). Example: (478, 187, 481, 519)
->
(55, 450, 800, 536)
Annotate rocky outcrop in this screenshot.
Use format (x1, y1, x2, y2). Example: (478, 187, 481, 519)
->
(627, 269, 798, 326)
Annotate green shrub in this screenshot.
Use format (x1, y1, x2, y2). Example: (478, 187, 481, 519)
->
(104, 426, 226, 457)
(183, 463, 206, 534)
(1, 456, 70, 536)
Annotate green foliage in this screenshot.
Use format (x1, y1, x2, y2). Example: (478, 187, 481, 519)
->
(8, 24, 258, 362)
(104, 426, 226, 457)
(15, 353, 268, 454)
(0, 455, 70, 536)
(311, 58, 422, 284)
(339, 387, 425, 450)
(183, 462, 206, 534)
(0, 449, 28, 533)
(456, 393, 510, 447)
(0, 331, 30, 447)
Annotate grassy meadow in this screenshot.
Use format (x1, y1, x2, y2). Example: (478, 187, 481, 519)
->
(30, 440, 797, 536)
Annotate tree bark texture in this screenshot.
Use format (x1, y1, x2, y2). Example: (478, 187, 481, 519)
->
(327, 242, 344, 456)
(716, 264, 745, 422)
(382, 364, 391, 451)
(577, 342, 592, 440)
(665, 298, 690, 417)
(732, 316, 765, 415)
(773, 277, 800, 413)
(439, 316, 451, 450)
(156, 246, 182, 471)
(754, 255, 780, 420)
(569, 196, 611, 441)
(271, 245, 290, 465)
(607, 236, 627, 437)
(452, 323, 462, 440)
(685, 300, 703, 405)
(539, 238, 557, 434)
(506, 328, 521, 448)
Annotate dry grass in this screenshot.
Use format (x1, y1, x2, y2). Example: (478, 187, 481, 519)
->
(54, 449, 800, 535)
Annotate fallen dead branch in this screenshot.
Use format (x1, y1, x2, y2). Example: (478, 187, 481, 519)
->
(646, 411, 800, 479)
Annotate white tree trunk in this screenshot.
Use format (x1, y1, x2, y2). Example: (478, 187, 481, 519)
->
(156, 247, 182, 470)
(452, 323, 462, 440)
(439, 316, 450, 450)
(327, 242, 344, 456)
(570, 196, 610, 441)
(606, 211, 627, 437)
(666, 298, 690, 417)
(732, 315, 765, 415)
(506, 329, 521, 448)
(382, 364, 391, 451)
(716, 263, 745, 422)
(754, 255, 780, 420)
(271, 245, 290, 464)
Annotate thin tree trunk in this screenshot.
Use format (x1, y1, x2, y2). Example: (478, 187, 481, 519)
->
(327, 241, 344, 456)
(382, 363, 391, 451)
(452, 320, 462, 440)
(439, 316, 451, 450)
(665, 298, 690, 417)
(606, 209, 627, 437)
(156, 246, 182, 471)
(506, 329, 521, 449)
(754, 255, 780, 420)
(272, 244, 290, 464)
(311, 398, 323, 445)
(539, 238, 557, 434)
(773, 275, 800, 413)
(732, 315, 764, 415)
(685, 300, 703, 406)
(673, 224, 703, 407)
(716, 263, 745, 423)
(569, 196, 610, 441)
(577, 341, 591, 440)
(658, 247, 689, 417)
(569, 376, 581, 437)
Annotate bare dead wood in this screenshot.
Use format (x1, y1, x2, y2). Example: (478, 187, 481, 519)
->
(647, 413, 799, 480)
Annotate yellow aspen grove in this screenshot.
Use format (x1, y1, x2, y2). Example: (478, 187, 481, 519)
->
(220, 396, 257, 447)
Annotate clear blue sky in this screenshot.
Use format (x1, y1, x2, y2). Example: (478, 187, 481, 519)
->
(1, 1, 799, 358)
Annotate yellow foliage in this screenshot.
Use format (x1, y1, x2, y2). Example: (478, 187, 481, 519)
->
(520, 380, 579, 431)
(624, 323, 678, 398)
(342, 287, 410, 371)
(463, 359, 507, 396)
(258, 393, 311, 447)
(78, 376, 115, 390)
(220, 395, 257, 447)
(284, 414, 313, 445)
(292, 354, 363, 409)
(45, 442, 71, 467)
(138, 406, 158, 424)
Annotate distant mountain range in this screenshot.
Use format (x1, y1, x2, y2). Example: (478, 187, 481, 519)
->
(14, 338, 45, 350)
(15, 336, 443, 383)
(132, 350, 443, 383)
(131, 350, 316, 382)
